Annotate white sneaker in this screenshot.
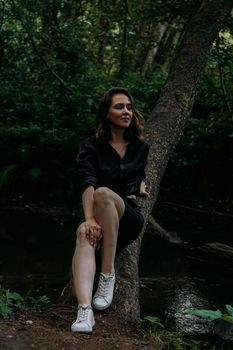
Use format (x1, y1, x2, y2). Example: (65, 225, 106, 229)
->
(71, 304, 95, 333)
(93, 272, 115, 310)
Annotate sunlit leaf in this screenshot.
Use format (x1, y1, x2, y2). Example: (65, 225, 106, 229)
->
(189, 309, 222, 320)
(226, 304, 233, 317)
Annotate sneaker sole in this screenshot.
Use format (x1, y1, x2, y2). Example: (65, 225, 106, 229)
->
(71, 327, 93, 333)
(71, 319, 95, 333)
(92, 300, 113, 310)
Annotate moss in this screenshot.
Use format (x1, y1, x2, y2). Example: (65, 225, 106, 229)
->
(174, 91, 189, 110)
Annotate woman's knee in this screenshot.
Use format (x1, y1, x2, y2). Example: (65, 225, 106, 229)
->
(76, 223, 88, 246)
(93, 187, 112, 206)
(94, 187, 125, 219)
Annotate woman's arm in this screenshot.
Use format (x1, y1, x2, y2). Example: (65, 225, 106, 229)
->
(76, 138, 102, 246)
(82, 186, 102, 247)
(76, 137, 98, 194)
(82, 185, 95, 221)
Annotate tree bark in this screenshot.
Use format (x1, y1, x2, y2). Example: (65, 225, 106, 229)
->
(110, 0, 233, 331)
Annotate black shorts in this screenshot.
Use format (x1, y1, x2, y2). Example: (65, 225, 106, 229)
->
(78, 197, 144, 251)
(117, 197, 144, 251)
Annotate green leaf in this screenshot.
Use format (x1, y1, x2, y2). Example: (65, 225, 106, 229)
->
(0, 300, 14, 319)
(225, 304, 233, 317)
(222, 315, 233, 325)
(6, 291, 24, 303)
(142, 316, 164, 328)
(189, 309, 222, 320)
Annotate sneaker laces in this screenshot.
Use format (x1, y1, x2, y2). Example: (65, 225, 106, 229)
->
(96, 273, 114, 298)
(77, 305, 91, 323)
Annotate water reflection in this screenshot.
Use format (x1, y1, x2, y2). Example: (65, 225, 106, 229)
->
(140, 233, 233, 336)
(164, 278, 212, 334)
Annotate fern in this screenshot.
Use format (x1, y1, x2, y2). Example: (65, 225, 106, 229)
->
(0, 289, 24, 319)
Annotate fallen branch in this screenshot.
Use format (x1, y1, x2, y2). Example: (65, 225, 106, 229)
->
(163, 201, 233, 218)
(147, 215, 183, 244)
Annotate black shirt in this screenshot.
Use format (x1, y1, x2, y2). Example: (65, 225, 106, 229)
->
(76, 136, 150, 197)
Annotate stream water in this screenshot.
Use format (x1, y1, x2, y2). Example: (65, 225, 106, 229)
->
(140, 234, 233, 334)
(0, 205, 233, 348)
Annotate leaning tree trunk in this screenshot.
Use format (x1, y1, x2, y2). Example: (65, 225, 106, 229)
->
(110, 0, 233, 331)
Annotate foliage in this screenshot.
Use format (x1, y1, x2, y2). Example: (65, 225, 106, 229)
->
(0, 0, 232, 207)
(25, 295, 51, 311)
(0, 287, 51, 319)
(189, 304, 233, 325)
(0, 288, 24, 319)
(142, 315, 165, 333)
(160, 35, 233, 211)
(141, 316, 209, 350)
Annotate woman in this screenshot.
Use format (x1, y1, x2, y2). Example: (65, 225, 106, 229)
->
(71, 87, 150, 333)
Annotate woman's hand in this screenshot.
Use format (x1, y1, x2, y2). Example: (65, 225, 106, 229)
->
(85, 217, 102, 248)
(139, 181, 149, 197)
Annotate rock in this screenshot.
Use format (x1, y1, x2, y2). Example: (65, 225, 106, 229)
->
(214, 319, 233, 341)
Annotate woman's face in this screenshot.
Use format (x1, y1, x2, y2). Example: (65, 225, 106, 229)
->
(107, 93, 133, 130)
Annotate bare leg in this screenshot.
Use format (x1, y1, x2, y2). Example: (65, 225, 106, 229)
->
(72, 223, 96, 305)
(93, 187, 125, 275)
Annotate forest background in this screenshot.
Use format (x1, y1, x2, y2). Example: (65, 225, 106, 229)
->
(0, 0, 232, 215)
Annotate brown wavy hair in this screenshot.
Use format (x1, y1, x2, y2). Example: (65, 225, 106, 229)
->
(95, 87, 145, 141)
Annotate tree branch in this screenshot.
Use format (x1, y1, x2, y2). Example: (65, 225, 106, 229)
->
(10, 0, 67, 91)
(163, 201, 233, 218)
(26, 30, 67, 90)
